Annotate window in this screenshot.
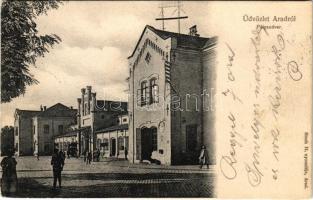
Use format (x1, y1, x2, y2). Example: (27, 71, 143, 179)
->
(118, 137, 124, 150)
(15, 143, 18, 151)
(101, 138, 109, 150)
(186, 124, 198, 152)
(83, 102, 90, 115)
(33, 126, 35, 135)
(140, 81, 149, 106)
(123, 118, 127, 122)
(58, 125, 63, 134)
(97, 139, 101, 149)
(15, 127, 18, 136)
(44, 143, 50, 153)
(152, 127, 158, 151)
(44, 125, 49, 134)
(150, 78, 159, 104)
(145, 52, 151, 63)
(101, 114, 105, 119)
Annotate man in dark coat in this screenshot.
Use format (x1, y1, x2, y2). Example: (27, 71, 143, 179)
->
(1, 149, 17, 196)
(51, 149, 64, 189)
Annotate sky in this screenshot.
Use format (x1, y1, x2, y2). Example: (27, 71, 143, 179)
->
(1, 1, 215, 126)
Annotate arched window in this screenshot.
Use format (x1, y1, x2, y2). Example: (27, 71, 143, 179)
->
(102, 138, 109, 150)
(150, 78, 159, 104)
(140, 81, 149, 106)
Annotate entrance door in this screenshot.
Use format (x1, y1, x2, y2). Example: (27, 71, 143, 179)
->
(111, 138, 116, 157)
(141, 127, 157, 161)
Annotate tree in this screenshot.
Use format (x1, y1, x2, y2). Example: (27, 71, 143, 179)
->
(1, 126, 14, 156)
(1, 1, 62, 103)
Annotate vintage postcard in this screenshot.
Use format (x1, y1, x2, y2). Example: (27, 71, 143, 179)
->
(0, 1, 311, 198)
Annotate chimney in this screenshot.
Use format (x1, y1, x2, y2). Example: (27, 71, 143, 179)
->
(40, 105, 43, 111)
(43, 106, 47, 111)
(86, 86, 92, 97)
(189, 25, 199, 37)
(81, 88, 86, 95)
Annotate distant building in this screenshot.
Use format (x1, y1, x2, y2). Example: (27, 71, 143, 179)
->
(33, 103, 77, 155)
(95, 114, 129, 158)
(128, 25, 217, 165)
(14, 103, 77, 156)
(54, 86, 128, 157)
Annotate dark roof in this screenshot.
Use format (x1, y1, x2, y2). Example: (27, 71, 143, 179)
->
(95, 124, 128, 134)
(15, 109, 41, 117)
(37, 103, 77, 118)
(15, 103, 77, 119)
(148, 25, 210, 49)
(128, 25, 216, 58)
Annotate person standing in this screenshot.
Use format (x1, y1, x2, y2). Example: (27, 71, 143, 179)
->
(1, 149, 18, 196)
(67, 148, 70, 159)
(96, 148, 100, 162)
(124, 147, 128, 160)
(83, 150, 87, 163)
(87, 151, 92, 164)
(51, 149, 64, 189)
(199, 145, 209, 169)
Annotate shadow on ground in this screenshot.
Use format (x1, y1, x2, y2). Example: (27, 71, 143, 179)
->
(9, 172, 215, 198)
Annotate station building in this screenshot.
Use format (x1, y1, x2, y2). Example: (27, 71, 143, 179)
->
(127, 25, 217, 165)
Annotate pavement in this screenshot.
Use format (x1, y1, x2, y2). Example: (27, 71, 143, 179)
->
(0, 156, 215, 197)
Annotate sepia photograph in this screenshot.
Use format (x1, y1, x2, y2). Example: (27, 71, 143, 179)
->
(1, 1, 217, 198)
(1, 1, 312, 199)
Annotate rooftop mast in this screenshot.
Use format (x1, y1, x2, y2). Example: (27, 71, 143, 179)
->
(155, 1, 188, 34)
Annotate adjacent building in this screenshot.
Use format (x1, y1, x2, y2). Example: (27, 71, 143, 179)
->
(54, 86, 128, 157)
(32, 103, 77, 155)
(127, 25, 217, 165)
(95, 114, 129, 158)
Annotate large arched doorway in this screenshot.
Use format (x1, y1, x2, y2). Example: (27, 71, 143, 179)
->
(141, 127, 157, 161)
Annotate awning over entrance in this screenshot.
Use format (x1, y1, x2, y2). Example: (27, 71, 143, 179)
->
(54, 126, 91, 139)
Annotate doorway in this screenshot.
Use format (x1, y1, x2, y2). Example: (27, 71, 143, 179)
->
(111, 138, 116, 156)
(141, 127, 157, 161)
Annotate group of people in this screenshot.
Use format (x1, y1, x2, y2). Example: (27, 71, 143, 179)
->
(83, 150, 92, 164)
(82, 149, 101, 164)
(0, 145, 209, 195)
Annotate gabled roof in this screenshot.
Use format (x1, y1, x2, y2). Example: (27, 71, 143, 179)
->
(37, 103, 77, 117)
(15, 109, 41, 118)
(15, 103, 77, 119)
(128, 25, 215, 59)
